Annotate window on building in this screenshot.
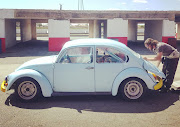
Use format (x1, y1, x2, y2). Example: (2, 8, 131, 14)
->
(137, 22, 145, 41)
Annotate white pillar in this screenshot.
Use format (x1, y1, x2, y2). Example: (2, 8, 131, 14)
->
(21, 19, 32, 42)
(0, 19, 5, 53)
(94, 20, 100, 38)
(162, 20, 176, 43)
(89, 20, 101, 38)
(107, 18, 128, 45)
(31, 20, 37, 40)
(48, 19, 70, 51)
(103, 20, 107, 38)
(89, 20, 94, 38)
(128, 20, 137, 42)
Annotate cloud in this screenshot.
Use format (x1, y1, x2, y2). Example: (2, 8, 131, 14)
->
(133, 0, 148, 3)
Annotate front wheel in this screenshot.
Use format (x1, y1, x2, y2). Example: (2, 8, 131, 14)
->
(15, 77, 42, 102)
(119, 78, 147, 101)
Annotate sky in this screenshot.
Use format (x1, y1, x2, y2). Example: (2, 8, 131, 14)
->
(1, 0, 180, 11)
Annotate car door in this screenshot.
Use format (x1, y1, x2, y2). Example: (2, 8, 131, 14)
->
(53, 46, 95, 92)
(95, 46, 127, 92)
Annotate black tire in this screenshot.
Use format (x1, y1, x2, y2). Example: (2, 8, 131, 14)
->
(15, 77, 42, 102)
(119, 78, 147, 101)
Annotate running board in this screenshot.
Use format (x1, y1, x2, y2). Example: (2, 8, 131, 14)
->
(52, 92, 111, 96)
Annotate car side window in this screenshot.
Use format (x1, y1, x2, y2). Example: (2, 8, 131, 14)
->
(96, 47, 126, 63)
(59, 47, 93, 64)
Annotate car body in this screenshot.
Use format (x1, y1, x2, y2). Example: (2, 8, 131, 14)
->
(1, 38, 165, 101)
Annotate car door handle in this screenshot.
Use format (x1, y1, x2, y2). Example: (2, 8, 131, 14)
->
(85, 66, 94, 70)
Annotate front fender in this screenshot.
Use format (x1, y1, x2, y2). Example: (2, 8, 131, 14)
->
(111, 68, 155, 96)
(6, 69, 53, 97)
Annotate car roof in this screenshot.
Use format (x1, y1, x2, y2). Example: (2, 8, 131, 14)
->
(63, 38, 127, 49)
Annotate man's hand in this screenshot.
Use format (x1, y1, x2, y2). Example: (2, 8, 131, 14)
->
(143, 57, 148, 60)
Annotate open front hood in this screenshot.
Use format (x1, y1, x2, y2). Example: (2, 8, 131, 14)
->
(143, 60, 165, 78)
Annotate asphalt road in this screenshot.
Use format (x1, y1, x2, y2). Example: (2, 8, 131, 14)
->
(0, 40, 180, 127)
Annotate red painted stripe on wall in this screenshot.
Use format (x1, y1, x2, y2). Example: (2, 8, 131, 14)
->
(0, 38, 6, 53)
(107, 37, 127, 45)
(49, 38, 70, 51)
(162, 36, 175, 43)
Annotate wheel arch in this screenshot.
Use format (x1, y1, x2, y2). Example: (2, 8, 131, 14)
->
(7, 69, 53, 97)
(111, 67, 154, 96)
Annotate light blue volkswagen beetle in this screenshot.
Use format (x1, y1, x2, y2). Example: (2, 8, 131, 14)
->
(1, 38, 165, 101)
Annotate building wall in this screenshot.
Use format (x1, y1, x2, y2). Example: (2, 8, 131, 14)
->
(0, 9, 179, 52)
(0, 19, 5, 53)
(162, 20, 176, 43)
(177, 23, 180, 40)
(0, 19, 5, 37)
(48, 19, 70, 51)
(0, 11, 15, 52)
(144, 20, 163, 41)
(0, 9, 14, 19)
(5, 19, 16, 48)
(107, 18, 128, 45)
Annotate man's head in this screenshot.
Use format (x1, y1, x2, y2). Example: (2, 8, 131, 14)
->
(144, 38, 158, 51)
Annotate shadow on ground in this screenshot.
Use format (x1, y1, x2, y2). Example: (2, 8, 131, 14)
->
(5, 90, 180, 113)
(0, 40, 58, 58)
(128, 42, 154, 55)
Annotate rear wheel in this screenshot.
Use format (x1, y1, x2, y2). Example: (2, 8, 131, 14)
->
(119, 78, 147, 101)
(15, 77, 42, 101)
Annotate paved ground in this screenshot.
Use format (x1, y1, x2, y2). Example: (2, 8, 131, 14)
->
(0, 40, 180, 127)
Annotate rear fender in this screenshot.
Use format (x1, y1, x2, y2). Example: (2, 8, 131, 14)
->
(111, 68, 155, 96)
(6, 69, 53, 97)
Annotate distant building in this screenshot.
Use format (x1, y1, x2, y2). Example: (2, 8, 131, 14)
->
(0, 9, 180, 52)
